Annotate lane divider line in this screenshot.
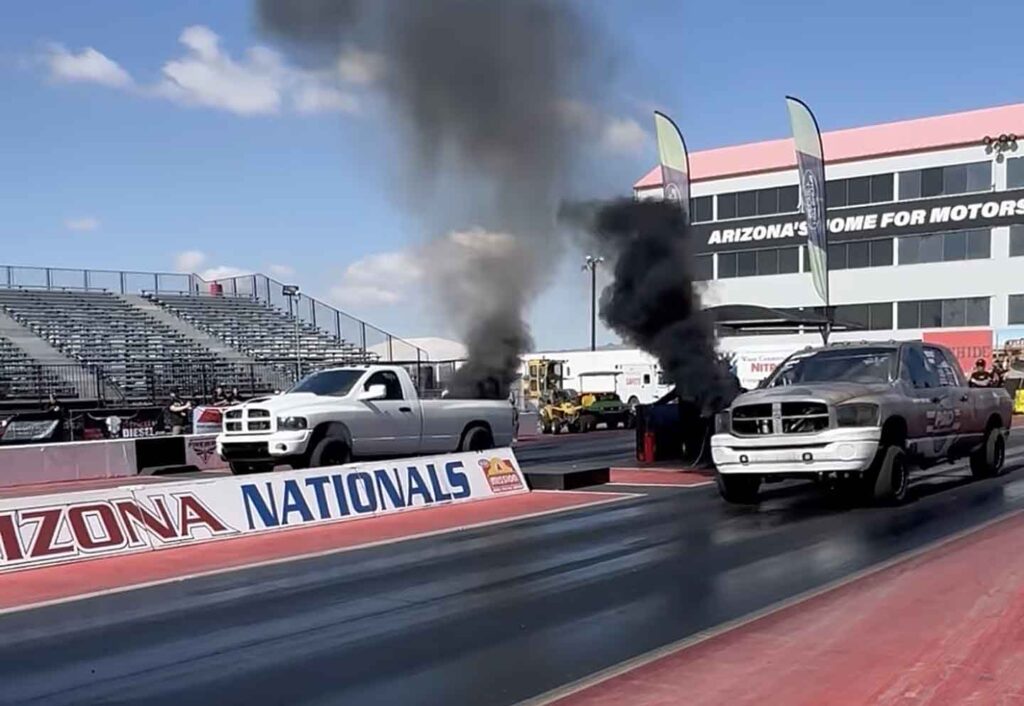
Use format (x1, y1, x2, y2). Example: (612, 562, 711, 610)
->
(518, 506, 1024, 706)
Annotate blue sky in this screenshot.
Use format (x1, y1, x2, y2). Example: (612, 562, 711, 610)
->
(2, 0, 1021, 351)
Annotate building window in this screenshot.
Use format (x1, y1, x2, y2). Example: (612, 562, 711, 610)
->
(693, 254, 713, 281)
(834, 302, 893, 330)
(718, 246, 800, 278)
(691, 196, 713, 223)
(1010, 295, 1024, 325)
(826, 173, 894, 208)
(1008, 158, 1024, 189)
(1009, 225, 1024, 257)
(898, 161, 991, 199)
(715, 185, 799, 221)
(897, 297, 990, 329)
(820, 238, 893, 270)
(899, 229, 990, 264)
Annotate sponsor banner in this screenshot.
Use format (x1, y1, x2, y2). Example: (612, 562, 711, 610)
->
(691, 187, 1024, 254)
(184, 434, 223, 470)
(786, 96, 829, 305)
(923, 329, 992, 372)
(733, 348, 796, 390)
(192, 406, 223, 435)
(73, 407, 167, 441)
(654, 111, 691, 220)
(0, 448, 526, 572)
(0, 438, 137, 488)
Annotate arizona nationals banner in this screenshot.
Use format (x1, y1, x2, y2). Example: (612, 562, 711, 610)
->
(786, 96, 829, 305)
(654, 111, 691, 222)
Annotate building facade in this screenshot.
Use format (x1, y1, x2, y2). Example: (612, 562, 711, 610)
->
(634, 103, 1024, 375)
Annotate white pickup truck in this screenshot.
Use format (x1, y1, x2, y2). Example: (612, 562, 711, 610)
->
(216, 365, 518, 474)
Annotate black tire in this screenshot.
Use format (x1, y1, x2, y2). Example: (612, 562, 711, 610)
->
(308, 435, 352, 468)
(717, 473, 761, 504)
(579, 415, 596, 433)
(970, 426, 1006, 478)
(627, 396, 640, 410)
(540, 420, 552, 434)
(864, 444, 909, 505)
(229, 461, 273, 475)
(461, 425, 494, 452)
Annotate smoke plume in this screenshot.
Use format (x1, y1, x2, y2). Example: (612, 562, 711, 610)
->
(567, 199, 739, 416)
(256, 0, 599, 398)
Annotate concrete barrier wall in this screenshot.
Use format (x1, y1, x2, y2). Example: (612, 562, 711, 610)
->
(0, 434, 225, 488)
(0, 447, 527, 572)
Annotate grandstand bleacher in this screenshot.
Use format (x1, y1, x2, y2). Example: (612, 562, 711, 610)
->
(145, 293, 375, 367)
(0, 335, 77, 401)
(0, 265, 421, 406)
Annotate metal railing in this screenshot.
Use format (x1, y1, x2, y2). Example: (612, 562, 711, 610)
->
(0, 264, 428, 367)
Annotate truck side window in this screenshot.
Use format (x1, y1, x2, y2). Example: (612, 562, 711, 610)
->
(902, 346, 939, 389)
(643, 374, 651, 385)
(924, 347, 961, 387)
(365, 371, 404, 400)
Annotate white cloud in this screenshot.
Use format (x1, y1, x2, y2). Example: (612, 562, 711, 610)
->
(268, 264, 295, 278)
(293, 83, 359, 115)
(330, 250, 424, 307)
(174, 250, 206, 272)
(46, 45, 132, 87)
(155, 26, 285, 115)
(601, 117, 651, 155)
(64, 216, 100, 232)
(337, 46, 384, 86)
(558, 100, 652, 156)
(44, 25, 367, 118)
(200, 265, 250, 281)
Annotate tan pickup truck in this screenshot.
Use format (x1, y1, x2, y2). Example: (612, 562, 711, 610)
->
(712, 341, 1012, 505)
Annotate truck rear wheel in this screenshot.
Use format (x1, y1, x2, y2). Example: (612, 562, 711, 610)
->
(461, 425, 494, 452)
(864, 444, 908, 505)
(308, 436, 352, 468)
(970, 426, 1006, 478)
(717, 474, 760, 504)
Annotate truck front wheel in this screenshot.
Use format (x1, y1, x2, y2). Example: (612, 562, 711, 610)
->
(308, 436, 352, 468)
(717, 474, 761, 504)
(864, 444, 908, 505)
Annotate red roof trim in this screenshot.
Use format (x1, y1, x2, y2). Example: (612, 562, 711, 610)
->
(634, 103, 1024, 189)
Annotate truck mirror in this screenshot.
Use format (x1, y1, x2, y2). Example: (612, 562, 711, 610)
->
(359, 384, 387, 401)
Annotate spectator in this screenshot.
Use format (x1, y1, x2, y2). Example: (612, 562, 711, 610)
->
(968, 358, 993, 388)
(166, 389, 193, 435)
(45, 393, 63, 416)
(211, 385, 229, 406)
(991, 358, 1007, 387)
(227, 386, 243, 404)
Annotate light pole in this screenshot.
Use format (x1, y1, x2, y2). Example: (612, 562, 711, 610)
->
(582, 255, 604, 352)
(282, 284, 302, 380)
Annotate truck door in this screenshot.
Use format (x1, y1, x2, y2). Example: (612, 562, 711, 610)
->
(925, 345, 976, 454)
(359, 370, 422, 455)
(900, 344, 944, 458)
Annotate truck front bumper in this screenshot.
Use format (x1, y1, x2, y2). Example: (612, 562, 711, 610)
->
(712, 427, 881, 476)
(217, 431, 312, 462)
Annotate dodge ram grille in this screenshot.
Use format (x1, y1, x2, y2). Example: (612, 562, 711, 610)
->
(732, 401, 830, 436)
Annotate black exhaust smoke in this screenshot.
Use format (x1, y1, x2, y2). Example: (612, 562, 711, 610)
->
(571, 199, 739, 415)
(257, 0, 603, 399)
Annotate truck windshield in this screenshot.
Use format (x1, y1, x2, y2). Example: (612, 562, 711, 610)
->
(766, 348, 897, 386)
(288, 370, 363, 396)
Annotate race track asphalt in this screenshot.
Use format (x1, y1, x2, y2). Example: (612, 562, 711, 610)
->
(2, 429, 1024, 705)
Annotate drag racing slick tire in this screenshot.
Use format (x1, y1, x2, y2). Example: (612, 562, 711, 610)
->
(864, 444, 908, 505)
(460, 424, 494, 452)
(970, 423, 1007, 478)
(308, 434, 352, 468)
(229, 462, 273, 475)
(717, 473, 761, 504)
